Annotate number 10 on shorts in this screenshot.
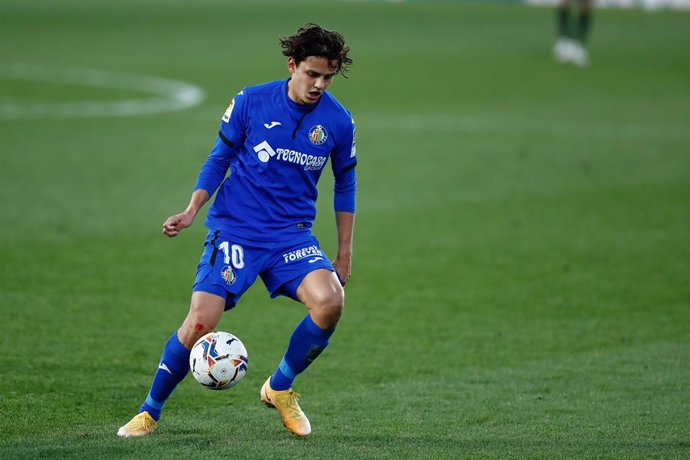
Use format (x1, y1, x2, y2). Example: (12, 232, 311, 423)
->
(218, 241, 245, 269)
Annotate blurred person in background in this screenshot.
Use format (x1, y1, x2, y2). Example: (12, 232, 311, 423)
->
(553, 0, 594, 66)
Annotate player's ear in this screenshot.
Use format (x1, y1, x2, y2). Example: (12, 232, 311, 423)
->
(287, 57, 297, 74)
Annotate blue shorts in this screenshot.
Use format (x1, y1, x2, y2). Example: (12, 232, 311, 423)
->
(193, 230, 335, 310)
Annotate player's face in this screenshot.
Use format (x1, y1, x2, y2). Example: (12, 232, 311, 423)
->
(287, 56, 337, 105)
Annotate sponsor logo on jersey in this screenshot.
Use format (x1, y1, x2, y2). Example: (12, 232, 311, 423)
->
(221, 265, 236, 285)
(308, 125, 328, 145)
(283, 245, 324, 264)
(264, 121, 281, 129)
(253, 140, 327, 171)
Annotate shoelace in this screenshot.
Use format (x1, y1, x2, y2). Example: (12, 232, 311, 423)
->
(131, 413, 155, 431)
(276, 390, 302, 419)
(143, 417, 156, 430)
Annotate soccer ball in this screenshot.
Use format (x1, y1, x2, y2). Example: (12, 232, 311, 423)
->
(189, 331, 248, 390)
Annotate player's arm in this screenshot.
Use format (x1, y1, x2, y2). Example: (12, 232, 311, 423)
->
(162, 135, 237, 238)
(331, 118, 357, 285)
(163, 91, 247, 238)
(333, 211, 355, 285)
(162, 189, 210, 237)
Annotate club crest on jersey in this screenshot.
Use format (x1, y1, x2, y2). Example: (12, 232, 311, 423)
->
(221, 265, 236, 285)
(308, 125, 328, 145)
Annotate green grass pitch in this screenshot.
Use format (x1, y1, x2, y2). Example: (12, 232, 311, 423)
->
(1, 1, 689, 458)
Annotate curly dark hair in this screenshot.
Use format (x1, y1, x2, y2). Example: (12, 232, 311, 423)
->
(280, 23, 352, 77)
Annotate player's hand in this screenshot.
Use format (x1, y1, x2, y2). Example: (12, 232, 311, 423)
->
(162, 211, 194, 237)
(332, 254, 351, 287)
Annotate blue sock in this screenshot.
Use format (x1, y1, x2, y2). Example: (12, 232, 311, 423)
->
(270, 314, 334, 391)
(139, 331, 190, 421)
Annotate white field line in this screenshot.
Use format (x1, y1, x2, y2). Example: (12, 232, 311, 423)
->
(357, 112, 690, 142)
(0, 63, 205, 119)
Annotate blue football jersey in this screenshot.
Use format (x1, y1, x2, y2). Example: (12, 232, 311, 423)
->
(195, 79, 357, 242)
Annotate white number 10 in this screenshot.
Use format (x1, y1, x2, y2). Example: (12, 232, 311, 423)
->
(218, 241, 245, 269)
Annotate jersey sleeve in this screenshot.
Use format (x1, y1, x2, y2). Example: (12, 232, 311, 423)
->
(331, 117, 357, 213)
(193, 90, 248, 196)
(193, 136, 236, 196)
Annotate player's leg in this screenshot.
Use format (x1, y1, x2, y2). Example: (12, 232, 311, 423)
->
(118, 231, 257, 437)
(142, 292, 226, 412)
(117, 292, 225, 437)
(557, 0, 572, 39)
(261, 268, 344, 436)
(554, 0, 574, 63)
(572, 0, 593, 65)
(268, 269, 342, 388)
(139, 292, 226, 418)
(577, 0, 593, 43)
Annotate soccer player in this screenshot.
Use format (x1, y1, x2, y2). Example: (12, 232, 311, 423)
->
(117, 23, 356, 438)
(553, 0, 594, 67)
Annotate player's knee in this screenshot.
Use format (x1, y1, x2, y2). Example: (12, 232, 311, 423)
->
(180, 305, 221, 347)
(180, 319, 215, 348)
(310, 286, 344, 325)
(192, 320, 213, 335)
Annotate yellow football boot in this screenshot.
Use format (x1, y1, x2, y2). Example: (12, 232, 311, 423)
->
(260, 376, 311, 437)
(117, 411, 157, 437)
